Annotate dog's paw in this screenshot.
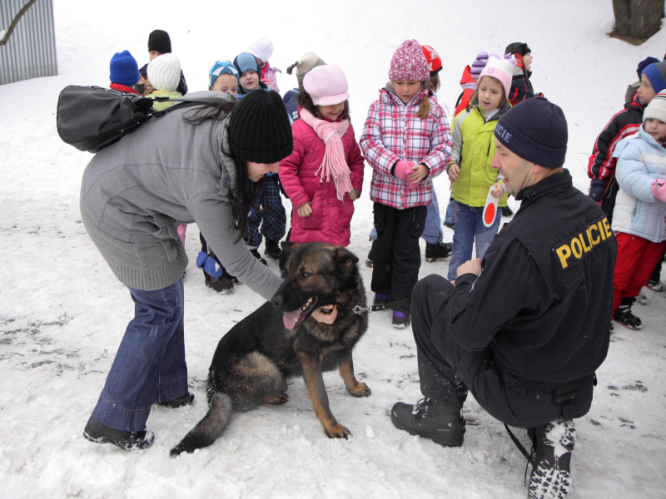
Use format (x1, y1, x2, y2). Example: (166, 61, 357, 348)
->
(347, 382, 371, 398)
(262, 391, 289, 405)
(325, 424, 351, 439)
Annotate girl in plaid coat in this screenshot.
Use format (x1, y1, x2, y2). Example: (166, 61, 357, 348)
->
(360, 39, 453, 328)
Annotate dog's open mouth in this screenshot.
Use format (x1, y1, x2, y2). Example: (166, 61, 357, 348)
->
(283, 296, 319, 330)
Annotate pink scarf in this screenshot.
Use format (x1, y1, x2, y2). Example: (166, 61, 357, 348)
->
(299, 108, 354, 201)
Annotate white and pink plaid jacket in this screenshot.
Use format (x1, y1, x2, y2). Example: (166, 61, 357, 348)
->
(360, 88, 452, 210)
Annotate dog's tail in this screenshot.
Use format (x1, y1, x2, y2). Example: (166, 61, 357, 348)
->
(170, 393, 233, 456)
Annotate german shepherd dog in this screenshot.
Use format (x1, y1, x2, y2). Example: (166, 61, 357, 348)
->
(171, 242, 371, 455)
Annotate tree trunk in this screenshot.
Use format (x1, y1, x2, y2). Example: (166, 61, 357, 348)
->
(0, 0, 39, 46)
(613, 0, 664, 40)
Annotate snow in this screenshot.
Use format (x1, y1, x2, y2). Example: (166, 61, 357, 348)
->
(1, 0, 665, 497)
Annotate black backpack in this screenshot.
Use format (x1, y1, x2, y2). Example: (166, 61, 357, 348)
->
(56, 86, 203, 153)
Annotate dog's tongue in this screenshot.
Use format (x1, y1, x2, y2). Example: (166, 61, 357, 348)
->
(283, 309, 301, 330)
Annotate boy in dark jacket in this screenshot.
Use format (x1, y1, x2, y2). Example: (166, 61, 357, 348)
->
(588, 60, 666, 221)
(505, 42, 537, 106)
(140, 29, 188, 96)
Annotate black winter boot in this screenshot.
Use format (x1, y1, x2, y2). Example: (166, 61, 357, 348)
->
(158, 392, 195, 409)
(264, 239, 282, 262)
(528, 419, 575, 499)
(251, 249, 268, 266)
(204, 271, 235, 294)
(425, 241, 452, 262)
(83, 417, 154, 451)
(613, 297, 641, 330)
(391, 397, 465, 447)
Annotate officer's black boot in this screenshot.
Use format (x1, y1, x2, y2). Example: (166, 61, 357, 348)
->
(391, 397, 465, 447)
(528, 418, 575, 499)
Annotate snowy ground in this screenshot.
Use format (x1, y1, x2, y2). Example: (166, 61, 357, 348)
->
(1, 0, 666, 497)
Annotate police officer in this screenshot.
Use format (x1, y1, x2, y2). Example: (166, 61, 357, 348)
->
(390, 98, 617, 499)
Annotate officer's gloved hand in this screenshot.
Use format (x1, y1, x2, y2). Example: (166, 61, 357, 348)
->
(589, 179, 606, 202)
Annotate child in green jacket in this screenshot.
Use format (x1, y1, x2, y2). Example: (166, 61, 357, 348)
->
(446, 55, 513, 281)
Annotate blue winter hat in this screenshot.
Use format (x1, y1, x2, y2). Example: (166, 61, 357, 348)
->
(637, 57, 660, 80)
(642, 60, 666, 94)
(233, 52, 261, 76)
(109, 50, 140, 87)
(494, 97, 568, 169)
(209, 60, 240, 89)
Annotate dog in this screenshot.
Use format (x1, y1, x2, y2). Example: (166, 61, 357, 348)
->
(171, 242, 371, 455)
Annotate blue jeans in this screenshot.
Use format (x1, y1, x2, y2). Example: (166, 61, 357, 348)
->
(447, 201, 501, 281)
(369, 191, 443, 244)
(91, 278, 188, 432)
(444, 195, 456, 225)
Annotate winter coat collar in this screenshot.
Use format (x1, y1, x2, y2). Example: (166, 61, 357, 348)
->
(380, 83, 432, 108)
(637, 125, 666, 150)
(469, 99, 511, 123)
(515, 169, 572, 204)
(626, 95, 646, 110)
(110, 83, 140, 95)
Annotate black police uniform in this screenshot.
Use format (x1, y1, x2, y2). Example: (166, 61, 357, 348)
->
(412, 169, 617, 428)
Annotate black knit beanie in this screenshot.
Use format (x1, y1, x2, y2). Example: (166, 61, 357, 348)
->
(148, 30, 171, 54)
(494, 97, 568, 168)
(228, 90, 293, 163)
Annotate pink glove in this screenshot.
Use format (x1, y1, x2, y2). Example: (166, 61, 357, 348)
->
(651, 179, 666, 202)
(394, 160, 417, 188)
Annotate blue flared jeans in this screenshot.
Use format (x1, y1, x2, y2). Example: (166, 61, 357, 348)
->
(91, 278, 189, 432)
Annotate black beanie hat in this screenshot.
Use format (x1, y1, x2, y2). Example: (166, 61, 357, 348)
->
(494, 97, 568, 168)
(148, 30, 171, 54)
(228, 90, 293, 163)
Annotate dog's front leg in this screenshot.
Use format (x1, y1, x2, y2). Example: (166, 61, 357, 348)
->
(338, 352, 371, 397)
(297, 351, 351, 439)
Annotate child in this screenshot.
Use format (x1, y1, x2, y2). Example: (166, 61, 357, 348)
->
(611, 90, 666, 329)
(446, 54, 513, 281)
(284, 51, 327, 123)
(233, 51, 287, 260)
(209, 60, 240, 97)
(147, 53, 182, 111)
(454, 51, 488, 117)
(233, 52, 268, 97)
(247, 37, 282, 92)
(360, 39, 452, 328)
(504, 42, 535, 106)
(146, 29, 188, 95)
(625, 57, 660, 104)
(279, 65, 364, 247)
(109, 50, 141, 95)
(588, 60, 666, 222)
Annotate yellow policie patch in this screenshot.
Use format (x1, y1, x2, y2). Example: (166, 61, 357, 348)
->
(552, 216, 614, 271)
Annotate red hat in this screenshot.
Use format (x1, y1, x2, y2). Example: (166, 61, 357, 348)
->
(422, 45, 442, 75)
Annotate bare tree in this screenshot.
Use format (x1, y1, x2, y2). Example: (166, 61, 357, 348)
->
(612, 0, 665, 42)
(0, 0, 39, 47)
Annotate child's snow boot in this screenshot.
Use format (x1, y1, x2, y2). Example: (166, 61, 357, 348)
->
(613, 297, 642, 330)
(425, 241, 452, 262)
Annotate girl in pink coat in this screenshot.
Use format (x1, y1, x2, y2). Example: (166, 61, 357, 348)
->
(279, 64, 364, 247)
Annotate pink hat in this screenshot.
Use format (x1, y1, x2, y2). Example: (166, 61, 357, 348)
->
(303, 64, 350, 106)
(389, 39, 430, 82)
(478, 54, 516, 98)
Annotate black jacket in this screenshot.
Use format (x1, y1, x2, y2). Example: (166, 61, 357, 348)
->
(446, 170, 617, 390)
(508, 71, 534, 106)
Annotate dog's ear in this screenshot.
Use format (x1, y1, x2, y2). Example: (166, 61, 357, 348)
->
(333, 247, 359, 276)
(279, 242, 300, 272)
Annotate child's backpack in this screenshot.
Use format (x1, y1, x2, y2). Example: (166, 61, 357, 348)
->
(56, 85, 203, 153)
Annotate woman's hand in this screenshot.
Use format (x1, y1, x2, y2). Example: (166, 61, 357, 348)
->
(447, 163, 460, 183)
(348, 190, 359, 201)
(491, 182, 504, 198)
(311, 304, 338, 324)
(297, 202, 312, 217)
(407, 164, 429, 183)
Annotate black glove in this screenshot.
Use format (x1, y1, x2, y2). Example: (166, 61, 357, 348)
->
(589, 179, 606, 202)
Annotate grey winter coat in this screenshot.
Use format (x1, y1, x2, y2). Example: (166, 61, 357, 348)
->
(80, 91, 282, 298)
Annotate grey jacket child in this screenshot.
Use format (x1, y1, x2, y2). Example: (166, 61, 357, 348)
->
(80, 91, 282, 298)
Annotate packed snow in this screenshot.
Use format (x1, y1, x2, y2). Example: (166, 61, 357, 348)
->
(1, 0, 665, 497)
